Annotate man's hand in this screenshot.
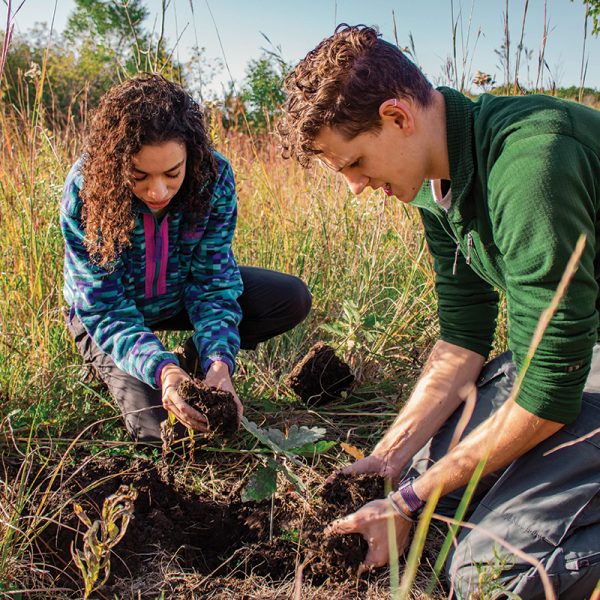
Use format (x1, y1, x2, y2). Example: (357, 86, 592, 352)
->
(161, 363, 208, 431)
(340, 453, 405, 483)
(204, 360, 243, 423)
(325, 498, 413, 572)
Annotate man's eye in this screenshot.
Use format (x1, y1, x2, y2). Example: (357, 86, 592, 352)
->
(349, 159, 360, 168)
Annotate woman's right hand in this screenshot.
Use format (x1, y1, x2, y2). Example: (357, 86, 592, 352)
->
(160, 363, 208, 431)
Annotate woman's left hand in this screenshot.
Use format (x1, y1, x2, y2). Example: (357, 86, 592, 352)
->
(204, 360, 243, 423)
(324, 499, 413, 573)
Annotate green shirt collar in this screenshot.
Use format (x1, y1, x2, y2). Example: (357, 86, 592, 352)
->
(411, 87, 476, 224)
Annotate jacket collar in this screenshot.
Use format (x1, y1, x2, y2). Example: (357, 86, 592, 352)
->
(411, 87, 476, 225)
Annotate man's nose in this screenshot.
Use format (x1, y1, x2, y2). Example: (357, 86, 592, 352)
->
(345, 173, 369, 195)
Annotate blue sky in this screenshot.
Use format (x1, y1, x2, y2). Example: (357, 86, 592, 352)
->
(6, 0, 600, 92)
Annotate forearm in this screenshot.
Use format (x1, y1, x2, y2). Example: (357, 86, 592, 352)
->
(373, 340, 485, 470)
(411, 399, 564, 502)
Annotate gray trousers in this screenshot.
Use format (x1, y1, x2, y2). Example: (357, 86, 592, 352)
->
(408, 349, 600, 599)
(67, 266, 311, 442)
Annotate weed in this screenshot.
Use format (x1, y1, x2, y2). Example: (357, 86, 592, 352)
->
(71, 484, 138, 599)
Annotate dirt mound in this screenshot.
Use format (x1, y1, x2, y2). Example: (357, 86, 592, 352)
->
(20, 455, 386, 597)
(286, 342, 355, 405)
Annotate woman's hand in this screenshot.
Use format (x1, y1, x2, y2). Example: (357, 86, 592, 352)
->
(324, 498, 413, 572)
(204, 360, 243, 423)
(161, 363, 208, 431)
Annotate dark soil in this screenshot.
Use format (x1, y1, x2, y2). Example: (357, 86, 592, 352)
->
(177, 378, 238, 437)
(304, 472, 386, 579)
(286, 342, 355, 406)
(15, 454, 390, 598)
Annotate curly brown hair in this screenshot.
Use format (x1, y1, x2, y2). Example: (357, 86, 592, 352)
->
(278, 24, 433, 167)
(80, 73, 217, 266)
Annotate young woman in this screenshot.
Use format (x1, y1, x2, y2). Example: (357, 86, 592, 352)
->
(61, 73, 311, 442)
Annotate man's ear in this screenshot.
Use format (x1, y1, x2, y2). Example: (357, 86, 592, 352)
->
(378, 98, 414, 132)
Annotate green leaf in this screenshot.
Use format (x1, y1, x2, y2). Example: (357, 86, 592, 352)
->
(319, 322, 347, 337)
(240, 416, 283, 454)
(288, 440, 337, 456)
(272, 424, 327, 451)
(240, 417, 326, 459)
(241, 464, 278, 502)
(279, 463, 305, 493)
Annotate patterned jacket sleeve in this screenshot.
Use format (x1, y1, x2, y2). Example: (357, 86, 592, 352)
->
(184, 156, 243, 374)
(61, 167, 179, 388)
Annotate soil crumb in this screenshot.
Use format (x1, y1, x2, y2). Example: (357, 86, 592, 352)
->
(286, 342, 355, 405)
(177, 378, 238, 436)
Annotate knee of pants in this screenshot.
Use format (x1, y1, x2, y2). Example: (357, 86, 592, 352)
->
(124, 409, 164, 443)
(445, 534, 534, 600)
(445, 533, 514, 599)
(286, 276, 312, 326)
(446, 540, 478, 599)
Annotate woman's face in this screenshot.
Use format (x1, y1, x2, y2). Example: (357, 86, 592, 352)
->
(130, 141, 187, 214)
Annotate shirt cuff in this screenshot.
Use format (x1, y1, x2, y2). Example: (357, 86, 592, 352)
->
(154, 358, 179, 389)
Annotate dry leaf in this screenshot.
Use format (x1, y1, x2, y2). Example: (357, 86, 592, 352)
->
(341, 442, 365, 460)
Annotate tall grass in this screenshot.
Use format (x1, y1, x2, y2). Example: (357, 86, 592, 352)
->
(1, 2, 597, 597)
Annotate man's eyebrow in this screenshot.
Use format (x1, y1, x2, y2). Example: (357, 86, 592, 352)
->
(132, 160, 185, 174)
(335, 158, 355, 172)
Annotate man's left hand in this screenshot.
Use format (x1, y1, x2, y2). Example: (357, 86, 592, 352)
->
(324, 499, 413, 572)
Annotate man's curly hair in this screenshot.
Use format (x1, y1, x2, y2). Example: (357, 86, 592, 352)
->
(80, 73, 217, 266)
(278, 24, 433, 167)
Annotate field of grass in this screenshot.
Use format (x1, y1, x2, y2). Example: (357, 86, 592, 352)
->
(0, 89, 450, 598)
(3, 1, 598, 595)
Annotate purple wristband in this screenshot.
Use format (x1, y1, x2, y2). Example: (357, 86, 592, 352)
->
(397, 477, 425, 514)
(155, 358, 178, 388)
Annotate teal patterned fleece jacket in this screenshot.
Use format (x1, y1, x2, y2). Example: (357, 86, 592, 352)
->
(61, 151, 243, 389)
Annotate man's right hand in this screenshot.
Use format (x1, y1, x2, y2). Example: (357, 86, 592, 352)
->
(339, 453, 406, 484)
(160, 364, 208, 431)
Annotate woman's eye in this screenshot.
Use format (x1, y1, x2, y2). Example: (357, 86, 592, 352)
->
(349, 159, 360, 168)
(166, 172, 180, 179)
(132, 175, 146, 182)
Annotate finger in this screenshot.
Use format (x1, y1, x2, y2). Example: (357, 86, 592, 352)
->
(163, 397, 208, 431)
(362, 545, 387, 570)
(325, 515, 359, 537)
(340, 459, 373, 475)
(233, 396, 244, 421)
(325, 471, 341, 484)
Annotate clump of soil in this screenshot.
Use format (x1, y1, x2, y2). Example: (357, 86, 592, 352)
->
(286, 342, 355, 406)
(177, 378, 238, 437)
(306, 473, 386, 578)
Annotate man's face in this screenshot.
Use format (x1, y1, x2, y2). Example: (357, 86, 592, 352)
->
(314, 107, 428, 204)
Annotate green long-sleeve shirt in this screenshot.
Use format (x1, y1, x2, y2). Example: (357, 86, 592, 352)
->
(412, 88, 600, 424)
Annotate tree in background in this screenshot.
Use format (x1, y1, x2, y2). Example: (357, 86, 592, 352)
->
(1, 0, 183, 127)
(239, 51, 289, 131)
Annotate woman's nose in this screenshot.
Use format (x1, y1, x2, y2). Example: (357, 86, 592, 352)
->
(147, 179, 168, 199)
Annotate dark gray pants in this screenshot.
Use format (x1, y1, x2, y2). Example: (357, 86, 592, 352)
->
(67, 266, 311, 442)
(408, 349, 600, 599)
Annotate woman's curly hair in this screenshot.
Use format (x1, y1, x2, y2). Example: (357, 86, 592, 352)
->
(278, 24, 433, 167)
(80, 73, 217, 266)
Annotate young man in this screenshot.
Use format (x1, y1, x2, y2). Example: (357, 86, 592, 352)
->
(279, 25, 600, 598)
